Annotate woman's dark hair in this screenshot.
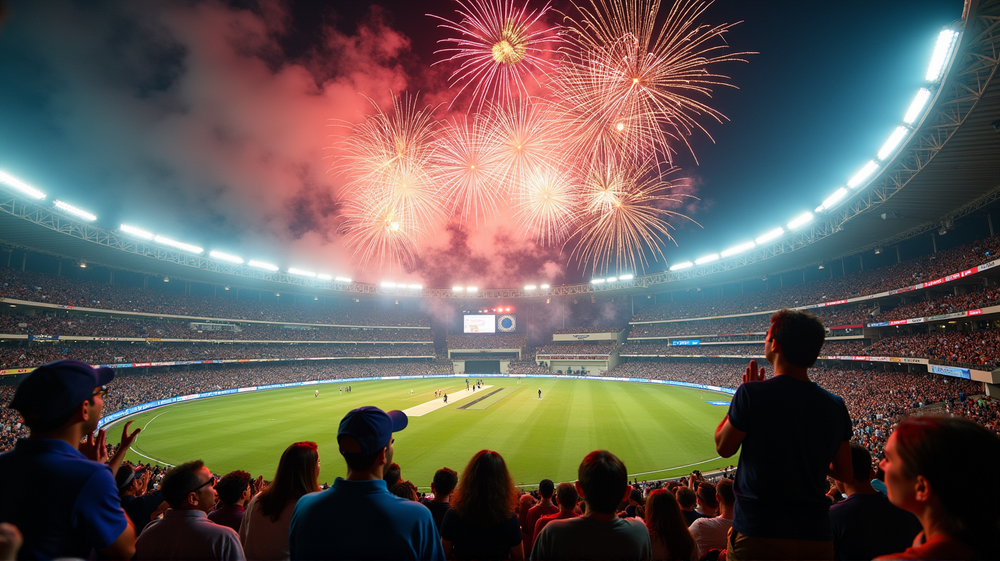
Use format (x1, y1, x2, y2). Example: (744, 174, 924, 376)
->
(644, 489, 696, 561)
(257, 441, 320, 522)
(451, 450, 518, 526)
(893, 416, 1000, 557)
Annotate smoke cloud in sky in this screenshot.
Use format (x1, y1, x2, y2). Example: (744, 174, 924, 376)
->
(0, 0, 711, 286)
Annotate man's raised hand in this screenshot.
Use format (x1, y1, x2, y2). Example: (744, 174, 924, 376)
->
(743, 359, 767, 383)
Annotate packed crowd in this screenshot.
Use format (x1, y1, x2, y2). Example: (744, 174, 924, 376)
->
(552, 327, 624, 334)
(0, 313, 432, 342)
(446, 334, 527, 350)
(875, 284, 1000, 322)
(506, 360, 550, 375)
(535, 342, 617, 355)
(629, 304, 873, 338)
(0, 267, 431, 326)
(0, 342, 435, 368)
(862, 328, 1000, 367)
(632, 235, 1000, 321)
(618, 340, 867, 357)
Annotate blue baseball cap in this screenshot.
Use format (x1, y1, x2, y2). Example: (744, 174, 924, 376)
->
(9, 359, 115, 428)
(337, 406, 407, 457)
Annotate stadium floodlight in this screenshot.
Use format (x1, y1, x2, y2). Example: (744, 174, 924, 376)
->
(606, 276, 617, 282)
(591, 278, 606, 284)
(787, 212, 814, 230)
(847, 161, 879, 189)
(381, 281, 397, 288)
(926, 29, 959, 82)
(248, 260, 278, 271)
(317, 273, 332, 280)
(288, 268, 317, 277)
(525, 285, 537, 290)
(209, 250, 243, 264)
(903, 88, 931, 125)
(53, 200, 96, 222)
(120, 224, 155, 240)
(720, 241, 755, 258)
(540, 284, 550, 289)
(466, 286, 478, 292)
(669, 261, 693, 271)
(452, 286, 464, 292)
(618, 274, 634, 281)
(0, 170, 46, 199)
(695, 254, 719, 265)
(877, 126, 909, 161)
(755, 227, 784, 244)
(335, 276, 352, 283)
(818, 188, 848, 212)
(154, 235, 203, 254)
(408, 284, 422, 290)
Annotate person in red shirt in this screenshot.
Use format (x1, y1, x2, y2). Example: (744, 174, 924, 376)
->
(533, 483, 580, 540)
(523, 480, 558, 553)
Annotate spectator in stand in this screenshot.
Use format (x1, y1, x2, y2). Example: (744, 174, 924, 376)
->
(523, 479, 559, 554)
(715, 309, 853, 560)
(0, 360, 136, 560)
(531, 450, 651, 561)
(209, 470, 254, 533)
(643, 489, 697, 561)
(675, 487, 705, 527)
(693, 481, 718, 518)
(117, 463, 168, 535)
(384, 462, 402, 489)
(289, 406, 443, 561)
(875, 416, 1000, 560)
(532, 483, 580, 540)
(829, 443, 920, 560)
(688, 479, 734, 558)
(240, 441, 320, 561)
(441, 450, 524, 560)
(390, 481, 419, 501)
(422, 467, 459, 532)
(135, 460, 246, 561)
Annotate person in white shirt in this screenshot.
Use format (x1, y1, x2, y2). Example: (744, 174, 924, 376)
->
(689, 479, 734, 557)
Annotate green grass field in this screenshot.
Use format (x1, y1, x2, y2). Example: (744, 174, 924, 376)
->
(107, 378, 736, 488)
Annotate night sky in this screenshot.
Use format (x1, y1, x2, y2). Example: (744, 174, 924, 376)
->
(0, 0, 964, 287)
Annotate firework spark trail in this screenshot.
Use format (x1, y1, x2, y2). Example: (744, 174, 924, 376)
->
(555, 0, 753, 167)
(340, 198, 419, 270)
(429, 0, 561, 109)
(568, 155, 698, 274)
(433, 113, 504, 225)
(485, 98, 560, 197)
(514, 165, 578, 246)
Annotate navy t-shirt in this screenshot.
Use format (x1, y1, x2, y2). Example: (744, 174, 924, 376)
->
(829, 491, 921, 560)
(441, 510, 522, 560)
(727, 375, 852, 541)
(0, 438, 128, 559)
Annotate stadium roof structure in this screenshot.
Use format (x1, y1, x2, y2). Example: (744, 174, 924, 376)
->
(2, 0, 999, 300)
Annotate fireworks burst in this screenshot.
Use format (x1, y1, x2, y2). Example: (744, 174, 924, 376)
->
(569, 156, 696, 274)
(555, 0, 753, 166)
(433, 113, 504, 225)
(429, 0, 561, 109)
(514, 165, 578, 246)
(486, 98, 559, 194)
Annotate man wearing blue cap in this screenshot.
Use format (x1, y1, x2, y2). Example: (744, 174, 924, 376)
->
(289, 406, 444, 560)
(0, 359, 136, 559)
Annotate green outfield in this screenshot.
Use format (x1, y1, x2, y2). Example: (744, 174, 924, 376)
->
(107, 378, 736, 488)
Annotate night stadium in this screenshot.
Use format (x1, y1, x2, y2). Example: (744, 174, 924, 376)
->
(1, 0, 998, 559)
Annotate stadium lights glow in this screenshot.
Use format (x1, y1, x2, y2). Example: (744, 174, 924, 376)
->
(120, 224, 155, 240)
(317, 274, 332, 280)
(0, 170, 46, 199)
(452, 286, 464, 292)
(408, 284, 422, 290)
(53, 200, 96, 222)
(466, 286, 478, 292)
(591, 278, 606, 284)
(209, 250, 243, 264)
(903, 88, 931, 125)
(618, 274, 634, 281)
(669, 262, 693, 271)
(381, 282, 397, 288)
(877, 126, 909, 161)
(818, 188, 848, 212)
(847, 161, 879, 189)
(525, 285, 537, 290)
(248, 260, 278, 271)
(153, 235, 203, 254)
(335, 276, 353, 283)
(788, 212, 814, 230)
(606, 276, 617, 282)
(540, 284, 550, 289)
(926, 29, 959, 82)
(695, 254, 719, 265)
(720, 241, 755, 258)
(288, 268, 316, 277)
(755, 227, 784, 244)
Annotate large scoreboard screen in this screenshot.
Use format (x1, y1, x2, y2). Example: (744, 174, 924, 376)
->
(463, 314, 496, 333)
